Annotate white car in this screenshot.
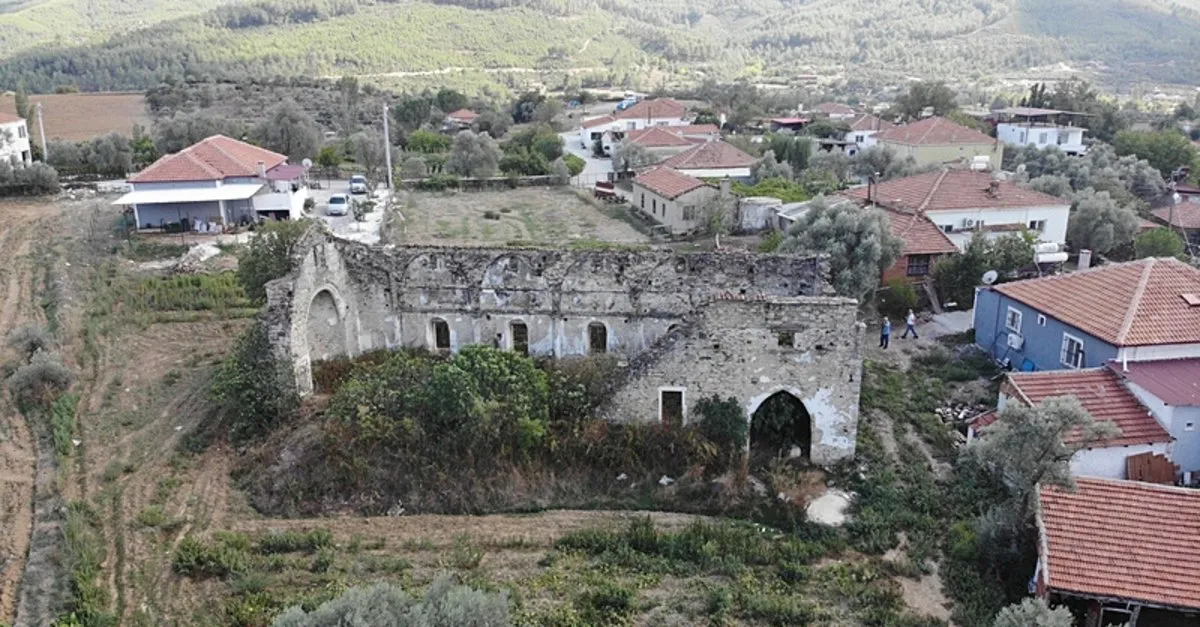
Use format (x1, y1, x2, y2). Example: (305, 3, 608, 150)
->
(349, 175, 369, 195)
(327, 193, 350, 217)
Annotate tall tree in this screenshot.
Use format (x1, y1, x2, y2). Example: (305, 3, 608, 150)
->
(252, 100, 321, 162)
(13, 85, 29, 121)
(893, 81, 957, 120)
(446, 130, 500, 178)
(750, 150, 793, 183)
(434, 88, 469, 114)
(1112, 129, 1198, 179)
(777, 197, 903, 300)
(1134, 227, 1186, 259)
(152, 110, 237, 154)
(1066, 188, 1140, 254)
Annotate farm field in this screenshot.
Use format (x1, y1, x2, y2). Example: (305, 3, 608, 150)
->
(0, 91, 149, 141)
(387, 187, 652, 248)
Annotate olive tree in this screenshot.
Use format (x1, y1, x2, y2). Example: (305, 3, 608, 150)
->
(446, 130, 501, 178)
(992, 598, 1074, 627)
(777, 197, 903, 300)
(253, 100, 321, 162)
(612, 142, 655, 172)
(750, 150, 793, 183)
(1134, 227, 1186, 259)
(1066, 189, 1140, 254)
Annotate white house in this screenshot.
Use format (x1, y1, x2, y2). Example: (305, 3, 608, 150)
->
(577, 98, 691, 150)
(841, 169, 1070, 249)
(631, 167, 719, 235)
(659, 140, 756, 180)
(115, 135, 308, 230)
(0, 112, 32, 166)
(970, 369, 1175, 480)
(810, 102, 857, 121)
(843, 114, 895, 155)
(994, 107, 1087, 155)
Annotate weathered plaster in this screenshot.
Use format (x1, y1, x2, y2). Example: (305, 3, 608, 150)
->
(263, 231, 863, 464)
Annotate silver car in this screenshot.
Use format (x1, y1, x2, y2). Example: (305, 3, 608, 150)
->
(349, 175, 369, 195)
(327, 193, 350, 217)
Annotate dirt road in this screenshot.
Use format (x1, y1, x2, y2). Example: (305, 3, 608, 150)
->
(0, 199, 55, 624)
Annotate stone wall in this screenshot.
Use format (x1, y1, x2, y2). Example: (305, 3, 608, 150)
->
(263, 232, 862, 463)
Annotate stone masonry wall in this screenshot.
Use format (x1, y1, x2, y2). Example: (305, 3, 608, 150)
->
(263, 231, 862, 463)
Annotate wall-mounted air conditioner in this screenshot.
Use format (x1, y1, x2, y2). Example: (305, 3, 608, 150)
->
(1007, 334, 1025, 350)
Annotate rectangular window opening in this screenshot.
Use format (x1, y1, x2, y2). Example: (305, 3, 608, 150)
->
(433, 320, 450, 351)
(906, 254, 931, 276)
(1005, 307, 1023, 333)
(1060, 333, 1084, 369)
(588, 323, 607, 354)
(777, 331, 795, 347)
(511, 322, 528, 356)
(660, 389, 684, 427)
(1037, 314, 1046, 326)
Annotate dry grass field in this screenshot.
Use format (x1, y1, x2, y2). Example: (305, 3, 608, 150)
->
(387, 187, 651, 248)
(0, 92, 149, 142)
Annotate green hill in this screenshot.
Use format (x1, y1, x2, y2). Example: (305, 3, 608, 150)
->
(0, 0, 1198, 94)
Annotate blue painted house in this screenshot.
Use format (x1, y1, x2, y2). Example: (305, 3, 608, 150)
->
(974, 257, 1200, 372)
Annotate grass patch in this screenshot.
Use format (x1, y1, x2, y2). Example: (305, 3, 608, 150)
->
(50, 392, 79, 461)
(135, 505, 166, 528)
(61, 501, 116, 625)
(118, 239, 188, 262)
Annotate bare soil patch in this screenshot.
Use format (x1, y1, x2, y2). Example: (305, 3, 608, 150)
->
(388, 187, 650, 247)
(0, 92, 149, 142)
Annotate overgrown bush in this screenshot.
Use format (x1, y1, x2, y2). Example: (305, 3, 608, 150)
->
(50, 393, 79, 459)
(211, 321, 299, 443)
(7, 349, 72, 408)
(236, 218, 312, 303)
(271, 576, 510, 626)
(60, 502, 115, 626)
(414, 172, 461, 191)
(877, 279, 919, 319)
(6, 323, 51, 358)
(693, 395, 747, 470)
(256, 528, 333, 554)
(173, 535, 250, 579)
(575, 581, 635, 625)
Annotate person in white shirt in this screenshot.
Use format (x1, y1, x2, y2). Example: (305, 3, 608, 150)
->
(901, 309, 918, 339)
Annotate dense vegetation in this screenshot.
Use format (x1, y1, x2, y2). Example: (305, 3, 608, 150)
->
(3, 0, 1200, 94)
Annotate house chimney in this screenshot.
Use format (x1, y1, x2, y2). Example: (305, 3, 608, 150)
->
(987, 180, 1000, 197)
(719, 178, 732, 197)
(257, 160, 266, 178)
(1078, 249, 1093, 270)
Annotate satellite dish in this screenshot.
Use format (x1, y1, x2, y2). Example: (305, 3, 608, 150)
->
(981, 270, 999, 285)
(302, 158, 313, 169)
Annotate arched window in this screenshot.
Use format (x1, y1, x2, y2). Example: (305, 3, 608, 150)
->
(588, 322, 607, 354)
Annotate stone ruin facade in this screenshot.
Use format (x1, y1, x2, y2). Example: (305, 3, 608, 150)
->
(263, 232, 864, 464)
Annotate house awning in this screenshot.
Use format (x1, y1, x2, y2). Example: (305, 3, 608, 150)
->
(112, 183, 264, 205)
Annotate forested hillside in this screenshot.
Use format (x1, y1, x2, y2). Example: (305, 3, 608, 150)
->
(0, 0, 1199, 94)
(0, 0, 237, 54)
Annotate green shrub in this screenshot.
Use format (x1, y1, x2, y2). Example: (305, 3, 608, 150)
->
(483, 210, 501, 220)
(757, 230, 784, 253)
(6, 323, 51, 358)
(256, 528, 333, 554)
(7, 350, 72, 408)
(235, 218, 312, 303)
(414, 173, 461, 191)
(50, 392, 79, 459)
(271, 576, 509, 626)
(211, 321, 299, 443)
(62, 502, 115, 626)
(447, 535, 485, 570)
(693, 394, 747, 470)
(310, 547, 335, 573)
(877, 278, 919, 319)
(574, 581, 635, 625)
(173, 536, 249, 578)
(563, 153, 586, 176)
(136, 505, 166, 528)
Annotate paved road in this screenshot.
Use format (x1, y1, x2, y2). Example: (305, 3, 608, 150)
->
(559, 131, 613, 182)
(311, 178, 387, 244)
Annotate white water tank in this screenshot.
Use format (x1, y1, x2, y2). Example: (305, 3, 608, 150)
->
(738, 197, 783, 232)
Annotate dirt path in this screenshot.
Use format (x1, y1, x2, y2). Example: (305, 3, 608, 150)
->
(0, 200, 56, 625)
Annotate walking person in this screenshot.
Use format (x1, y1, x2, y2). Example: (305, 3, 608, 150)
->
(879, 317, 891, 349)
(902, 309, 918, 339)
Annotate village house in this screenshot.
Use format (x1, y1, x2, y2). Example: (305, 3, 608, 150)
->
(443, 108, 478, 131)
(973, 257, 1200, 372)
(843, 113, 895, 156)
(993, 107, 1087, 156)
(631, 167, 719, 235)
(620, 127, 697, 160)
(970, 369, 1174, 479)
(768, 117, 809, 133)
(810, 102, 857, 121)
(0, 112, 32, 166)
(875, 205, 958, 284)
(841, 169, 1070, 250)
(874, 116, 1003, 169)
(658, 140, 755, 180)
(576, 98, 691, 151)
(114, 135, 308, 230)
(1150, 202, 1200, 249)
(1110, 358, 1200, 479)
(1035, 478, 1200, 626)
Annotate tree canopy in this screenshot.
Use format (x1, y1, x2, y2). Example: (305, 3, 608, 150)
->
(1066, 188, 1140, 255)
(252, 100, 321, 162)
(777, 197, 903, 301)
(1134, 227, 1186, 259)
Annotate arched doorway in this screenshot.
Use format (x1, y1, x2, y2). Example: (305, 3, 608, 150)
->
(749, 391, 812, 468)
(307, 289, 348, 363)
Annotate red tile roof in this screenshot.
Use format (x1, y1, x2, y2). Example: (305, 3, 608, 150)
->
(129, 135, 287, 184)
(660, 140, 755, 171)
(970, 409, 999, 431)
(1006, 369, 1172, 447)
(446, 108, 478, 122)
(841, 170, 1069, 212)
(992, 257, 1200, 347)
(1109, 358, 1200, 406)
(0, 112, 23, 124)
(1152, 204, 1200, 229)
(614, 98, 687, 120)
(875, 116, 996, 146)
(771, 117, 809, 125)
(670, 124, 721, 136)
(882, 205, 958, 255)
(625, 127, 694, 148)
(1038, 477, 1200, 610)
(633, 167, 710, 200)
(581, 115, 615, 129)
(847, 114, 895, 133)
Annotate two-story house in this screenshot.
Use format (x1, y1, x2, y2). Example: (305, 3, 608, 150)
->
(658, 140, 755, 180)
(0, 112, 32, 166)
(576, 98, 690, 151)
(993, 107, 1087, 156)
(843, 114, 895, 156)
(974, 257, 1200, 372)
(841, 169, 1070, 250)
(874, 116, 1002, 169)
(114, 135, 309, 230)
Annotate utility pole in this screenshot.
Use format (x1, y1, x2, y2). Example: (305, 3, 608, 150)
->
(382, 102, 394, 192)
(34, 102, 46, 162)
